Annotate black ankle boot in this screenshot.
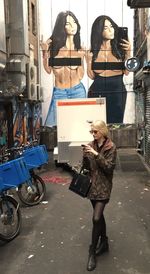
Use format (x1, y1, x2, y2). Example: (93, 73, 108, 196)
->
(96, 236, 109, 256)
(87, 245, 96, 271)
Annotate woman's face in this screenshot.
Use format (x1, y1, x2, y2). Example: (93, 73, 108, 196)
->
(65, 15, 78, 35)
(102, 19, 114, 40)
(90, 127, 103, 141)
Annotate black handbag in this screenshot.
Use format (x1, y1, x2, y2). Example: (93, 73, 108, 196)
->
(69, 168, 92, 198)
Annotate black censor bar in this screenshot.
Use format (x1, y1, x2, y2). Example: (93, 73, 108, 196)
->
(49, 57, 81, 66)
(92, 62, 125, 70)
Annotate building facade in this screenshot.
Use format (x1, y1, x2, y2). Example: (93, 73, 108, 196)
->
(129, 4, 150, 166)
(0, 0, 42, 153)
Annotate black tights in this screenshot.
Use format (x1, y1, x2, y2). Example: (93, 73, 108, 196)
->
(90, 200, 107, 249)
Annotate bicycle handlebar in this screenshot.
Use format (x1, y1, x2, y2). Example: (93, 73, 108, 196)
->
(0, 140, 39, 162)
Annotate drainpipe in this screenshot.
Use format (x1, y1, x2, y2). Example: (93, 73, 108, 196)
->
(0, 0, 6, 83)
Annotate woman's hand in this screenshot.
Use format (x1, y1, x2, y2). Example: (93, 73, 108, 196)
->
(40, 41, 49, 51)
(40, 39, 52, 74)
(86, 50, 95, 80)
(83, 145, 98, 156)
(120, 39, 131, 59)
(40, 38, 52, 51)
(40, 41, 49, 60)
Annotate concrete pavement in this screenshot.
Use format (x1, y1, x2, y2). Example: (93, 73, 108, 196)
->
(0, 148, 150, 274)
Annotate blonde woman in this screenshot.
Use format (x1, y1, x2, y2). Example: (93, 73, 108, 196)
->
(82, 120, 117, 271)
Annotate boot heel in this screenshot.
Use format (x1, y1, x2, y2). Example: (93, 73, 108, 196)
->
(87, 245, 96, 271)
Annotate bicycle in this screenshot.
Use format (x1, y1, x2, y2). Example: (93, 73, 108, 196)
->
(0, 192, 21, 242)
(7, 141, 48, 206)
(0, 154, 30, 241)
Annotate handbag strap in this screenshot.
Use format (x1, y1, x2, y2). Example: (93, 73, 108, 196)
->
(79, 166, 83, 174)
(79, 166, 90, 175)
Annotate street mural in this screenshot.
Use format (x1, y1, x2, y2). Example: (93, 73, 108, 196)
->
(0, 106, 7, 154)
(87, 15, 131, 123)
(13, 102, 24, 147)
(40, 10, 86, 126)
(13, 102, 41, 146)
(33, 103, 41, 141)
(40, 0, 134, 126)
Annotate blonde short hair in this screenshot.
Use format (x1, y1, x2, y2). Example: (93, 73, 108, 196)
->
(91, 120, 109, 137)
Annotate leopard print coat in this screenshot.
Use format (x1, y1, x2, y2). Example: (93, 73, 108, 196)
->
(82, 138, 117, 201)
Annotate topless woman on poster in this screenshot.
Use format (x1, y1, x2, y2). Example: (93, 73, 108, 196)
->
(41, 11, 86, 127)
(86, 15, 131, 124)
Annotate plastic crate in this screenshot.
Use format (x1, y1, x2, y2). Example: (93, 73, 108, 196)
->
(23, 145, 48, 170)
(39, 145, 49, 163)
(0, 157, 31, 191)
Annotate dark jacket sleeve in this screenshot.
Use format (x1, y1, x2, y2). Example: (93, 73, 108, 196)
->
(94, 145, 117, 174)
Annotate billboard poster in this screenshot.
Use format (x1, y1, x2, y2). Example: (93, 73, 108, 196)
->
(39, 0, 134, 126)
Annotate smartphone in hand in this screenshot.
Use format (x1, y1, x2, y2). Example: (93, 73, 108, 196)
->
(118, 27, 128, 42)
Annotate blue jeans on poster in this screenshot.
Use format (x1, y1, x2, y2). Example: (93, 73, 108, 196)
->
(44, 82, 86, 127)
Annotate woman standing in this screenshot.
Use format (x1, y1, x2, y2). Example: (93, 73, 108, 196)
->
(86, 15, 131, 123)
(41, 11, 86, 127)
(82, 120, 117, 271)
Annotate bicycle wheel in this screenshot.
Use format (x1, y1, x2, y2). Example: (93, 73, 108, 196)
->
(17, 175, 46, 206)
(0, 195, 21, 242)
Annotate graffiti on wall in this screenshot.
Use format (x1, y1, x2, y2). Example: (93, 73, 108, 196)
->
(13, 102, 24, 147)
(0, 106, 7, 153)
(13, 102, 41, 146)
(33, 103, 41, 142)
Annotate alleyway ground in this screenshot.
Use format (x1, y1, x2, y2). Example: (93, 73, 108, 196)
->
(0, 148, 150, 274)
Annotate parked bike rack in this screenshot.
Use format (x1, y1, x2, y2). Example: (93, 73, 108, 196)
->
(22, 145, 49, 170)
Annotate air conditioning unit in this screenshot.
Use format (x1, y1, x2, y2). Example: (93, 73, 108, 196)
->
(37, 85, 44, 101)
(26, 63, 37, 100)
